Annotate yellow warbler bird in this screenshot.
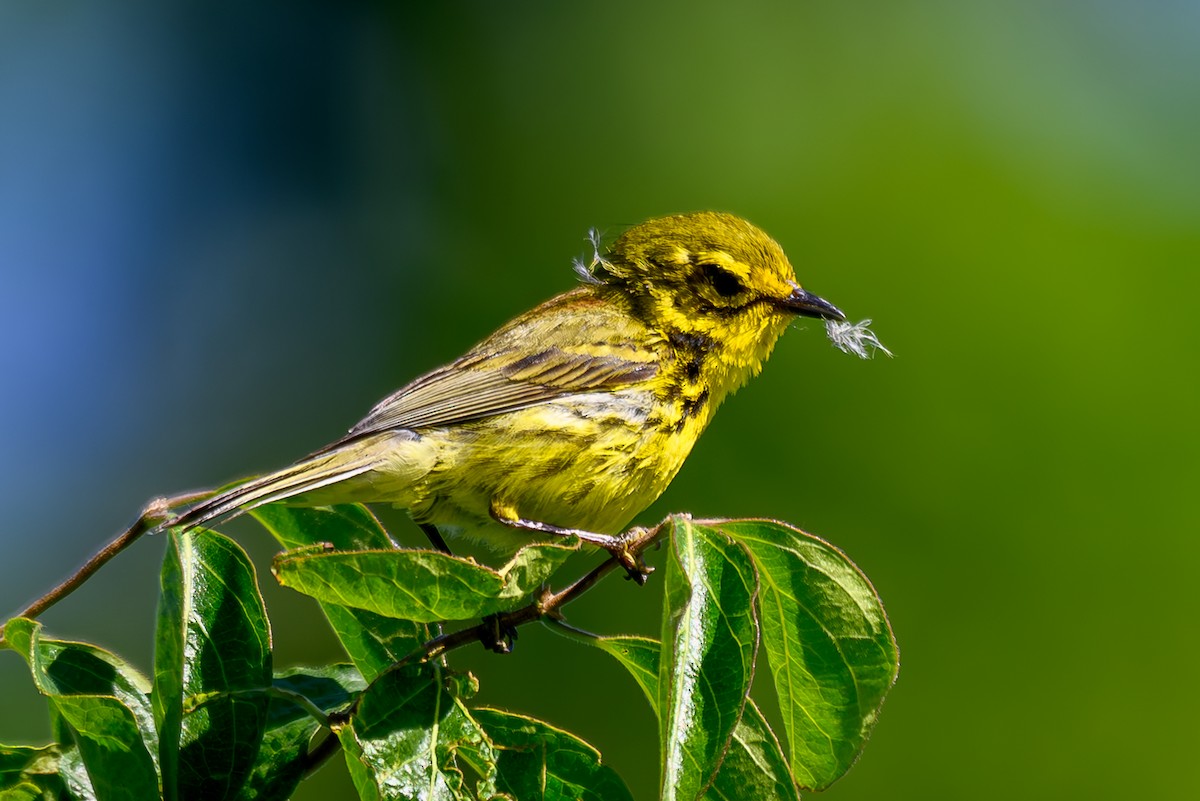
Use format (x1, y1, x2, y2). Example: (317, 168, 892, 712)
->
(172, 211, 848, 566)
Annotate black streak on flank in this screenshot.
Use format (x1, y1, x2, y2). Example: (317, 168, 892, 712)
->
(535, 453, 576, 479)
(666, 388, 710, 434)
(565, 479, 597, 506)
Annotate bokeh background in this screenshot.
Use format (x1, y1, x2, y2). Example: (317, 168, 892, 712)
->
(3, 2, 1198, 799)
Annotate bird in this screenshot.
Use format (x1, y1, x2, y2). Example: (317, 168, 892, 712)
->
(170, 211, 847, 571)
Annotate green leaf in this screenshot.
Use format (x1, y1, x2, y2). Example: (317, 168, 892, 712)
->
(251, 506, 433, 680)
(658, 519, 760, 801)
(59, 749, 98, 801)
(589, 635, 800, 801)
(469, 708, 632, 801)
(250, 504, 396, 552)
(323, 607, 432, 684)
(589, 635, 663, 714)
(701, 702, 801, 801)
(721, 519, 898, 791)
(153, 529, 272, 801)
(272, 540, 576, 624)
(336, 664, 486, 801)
(234, 665, 366, 801)
(3, 714, 98, 796)
(0, 744, 70, 800)
(3, 618, 158, 801)
(0, 741, 96, 801)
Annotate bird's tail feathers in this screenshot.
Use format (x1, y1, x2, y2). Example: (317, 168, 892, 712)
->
(168, 447, 381, 532)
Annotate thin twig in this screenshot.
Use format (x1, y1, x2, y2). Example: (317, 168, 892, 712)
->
(0, 490, 210, 645)
(298, 518, 671, 778)
(412, 521, 666, 664)
(301, 728, 346, 779)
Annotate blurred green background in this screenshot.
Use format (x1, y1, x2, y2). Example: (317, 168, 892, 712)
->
(2, 2, 1198, 799)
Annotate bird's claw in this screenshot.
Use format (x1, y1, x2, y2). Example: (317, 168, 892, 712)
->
(479, 613, 518, 654)
(611, 543, 653, 585)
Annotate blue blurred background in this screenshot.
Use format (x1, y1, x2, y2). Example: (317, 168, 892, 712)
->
(3, 2, 1198, 799)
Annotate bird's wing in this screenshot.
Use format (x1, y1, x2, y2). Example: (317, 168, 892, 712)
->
(345, 347, 658, 437)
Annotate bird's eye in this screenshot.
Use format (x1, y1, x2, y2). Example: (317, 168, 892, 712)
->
(698, 262, 746, 298)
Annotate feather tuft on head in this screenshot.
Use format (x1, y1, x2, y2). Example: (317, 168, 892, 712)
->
(573, 227, 614, 285)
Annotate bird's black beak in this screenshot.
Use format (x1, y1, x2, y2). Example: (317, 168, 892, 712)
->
(780, 286, 846, 321)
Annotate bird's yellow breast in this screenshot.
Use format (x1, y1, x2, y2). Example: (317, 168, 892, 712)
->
(403, 381, 709, 547)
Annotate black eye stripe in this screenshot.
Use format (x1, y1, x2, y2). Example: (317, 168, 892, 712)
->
(698, 262, 746, 298)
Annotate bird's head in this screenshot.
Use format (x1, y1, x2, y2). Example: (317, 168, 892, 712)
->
(590, 211, 845, 384)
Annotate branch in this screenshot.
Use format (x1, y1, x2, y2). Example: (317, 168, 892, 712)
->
(413, 520, 666, 661)
(302, 518, 671, 777)
(0, 490, 210, 645)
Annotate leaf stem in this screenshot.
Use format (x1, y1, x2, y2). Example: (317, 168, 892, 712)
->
(184, 686, 334, 728)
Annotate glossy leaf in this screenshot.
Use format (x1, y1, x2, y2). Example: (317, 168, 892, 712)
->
(153, 529, 272, 801)
(336, 664, 487, 801)
(3, 618, 158, 801)
(703, 702, 801, 801)
(0, 783, 54, 801)
(250, 504, 396, 552)
(658, 519, 760, 801)
(591, 635, 800, 801)
(0, 744, 71, 800)
(272, 540, 576, 623)
(235, 665, 366, 801)
(590, 635, 661, 712)
(51, 741, 96, 801)
(721, 519, 898, 790)
(469, 708, 632, 801)
(322, 607, 432, 684)
(251, 505, 433, 680)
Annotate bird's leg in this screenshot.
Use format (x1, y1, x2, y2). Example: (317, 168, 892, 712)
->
(418, 523, 453, 555)
(478, 613, 518, 654)
(489, 501, 652, 585)
(420, 521, 517, 651)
